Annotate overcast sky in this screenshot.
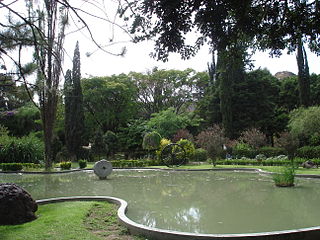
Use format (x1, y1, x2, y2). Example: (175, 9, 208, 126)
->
(3, 0, 319, 77)
(64, 38, 320, 77)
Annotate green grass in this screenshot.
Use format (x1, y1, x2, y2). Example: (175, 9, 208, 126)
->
(0, 201, 143, 240)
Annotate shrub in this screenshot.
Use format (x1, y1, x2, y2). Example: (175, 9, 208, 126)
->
(289, 106, 320, 145)
(172, 129, 194, 143)
(232, 143, 257, 159)
(142, 131, 161, 150)
(110, 159, 154, 168)
(176, 139, 195, 163)
(156, 138, 172, 160)
(193, 148, 208, 162)
(78, 159, 87, 169)
(1, 163, 23, 171)
(258, 147, 286, 158)
(0, 135, 44, 164)
(239, 128, 267, 149)
(275, 132, 299, 160)
(296, 146, 320, 159)
(310, 133, 320, 146)
(196, 125, 227, 164)
(0, 125, 9, 136)
(60, 161, 72, 170)
(273, 166, 295, 187)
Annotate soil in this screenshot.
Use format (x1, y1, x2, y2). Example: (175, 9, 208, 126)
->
(84, 202, 146, 240)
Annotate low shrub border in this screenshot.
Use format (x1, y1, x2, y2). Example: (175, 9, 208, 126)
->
(215, 158, 320, 167)
(0, 163, 41, 171)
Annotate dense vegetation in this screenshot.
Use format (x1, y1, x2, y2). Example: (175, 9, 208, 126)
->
(1, 66, 320, 168)
(0, 1, 319, 169)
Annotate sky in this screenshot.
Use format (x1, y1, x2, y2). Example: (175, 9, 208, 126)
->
(2, 0, 319, 77)
(61, 0, 320, 78)
(65, 39, 320, 78)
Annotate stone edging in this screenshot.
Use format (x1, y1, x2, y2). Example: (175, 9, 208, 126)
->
(36, 196, 320, 240)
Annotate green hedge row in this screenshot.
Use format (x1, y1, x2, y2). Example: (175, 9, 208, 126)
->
(232, 147, 286, 159)
(296, 146, 320, 159)
(0, 163, 41, 171)
(232, 146, 320, 160)
(215, 158, 320, 166)
(110, 159, 161, 168)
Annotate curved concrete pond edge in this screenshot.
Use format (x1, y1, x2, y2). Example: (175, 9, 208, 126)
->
(37, 194, 320, 240)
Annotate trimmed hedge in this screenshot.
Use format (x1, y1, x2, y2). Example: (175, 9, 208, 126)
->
(232, 147, 286, 159)
(78, 159, 87, 169)
(193, 148, 208, 162)
(110, 159, 161, 168)
(215, 158, 307, 166)
(60, 161, 71, 170)
(296, 146, 320, 159)
(0, 163, 41, 171)
(258, 147, 286, 158)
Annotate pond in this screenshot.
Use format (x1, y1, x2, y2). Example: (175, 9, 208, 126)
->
(1, 170, 320, 234)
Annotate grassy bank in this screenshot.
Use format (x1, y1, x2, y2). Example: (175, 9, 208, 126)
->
(0, 201, 143, 240)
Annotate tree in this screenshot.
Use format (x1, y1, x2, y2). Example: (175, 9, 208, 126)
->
(91, 128, 107, 160)
(146, 108, 202, 139)
(233, 69, 281, 139)
(103, 130, 118, 158)
(217, 45, 247, 139)
(30, 1, 68, 169)
(82, 74, 137, 135)
(196, 125, 227, 165)
(142, 131, 161, 151)
(118, 119, 147, 159)
(64, 42, 85, 160)
(123, 1, 320, 59)
(129, 68, 200, 118)
(296, 40, 310, 107)
(1, 0, 129, 169)
(289, 106, 320, 145)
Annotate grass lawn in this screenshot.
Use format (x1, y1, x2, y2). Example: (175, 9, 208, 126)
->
(0, 201, 144, 240)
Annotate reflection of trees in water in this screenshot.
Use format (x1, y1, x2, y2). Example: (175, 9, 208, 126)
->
(0, 172, 113, 199)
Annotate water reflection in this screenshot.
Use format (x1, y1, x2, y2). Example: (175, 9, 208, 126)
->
(1, 170, 320, 234)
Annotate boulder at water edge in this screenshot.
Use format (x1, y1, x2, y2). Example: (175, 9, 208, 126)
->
(0, 183, 38, 225)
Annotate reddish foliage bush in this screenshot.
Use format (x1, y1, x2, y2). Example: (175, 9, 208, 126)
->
(172, 129, 194, 143)
(239, 128, 267, 149)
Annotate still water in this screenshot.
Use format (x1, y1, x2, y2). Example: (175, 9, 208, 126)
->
(1, 170, 320, 234)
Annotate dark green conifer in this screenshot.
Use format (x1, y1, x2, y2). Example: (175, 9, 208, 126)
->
(64, 42, 85, 160)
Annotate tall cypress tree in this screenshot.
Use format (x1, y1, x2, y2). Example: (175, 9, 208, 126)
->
(64, 41, 85, 160)
(296, 39, 310, 107)
(218, 44, 246, 139)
